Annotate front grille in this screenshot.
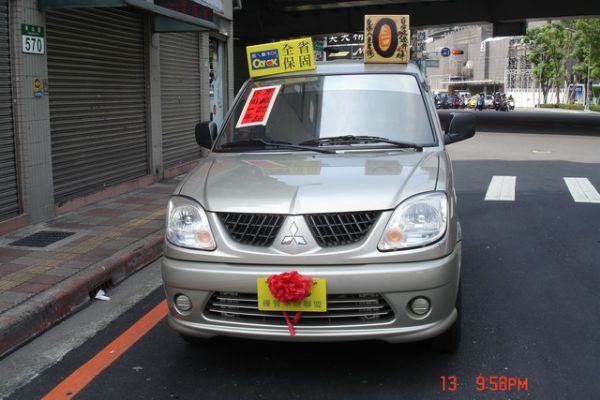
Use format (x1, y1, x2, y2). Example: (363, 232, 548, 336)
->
(305, 211, 380, 247)
(205, 292, 394, 326)
(218, 213, 284, 246)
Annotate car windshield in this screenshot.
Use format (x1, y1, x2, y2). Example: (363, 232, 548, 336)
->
(214, 73, 436, 152)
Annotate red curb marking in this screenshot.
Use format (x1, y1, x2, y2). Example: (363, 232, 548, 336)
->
(42, 300, 168, 400)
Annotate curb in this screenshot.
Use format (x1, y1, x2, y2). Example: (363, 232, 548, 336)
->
(0, 232, 164, 359)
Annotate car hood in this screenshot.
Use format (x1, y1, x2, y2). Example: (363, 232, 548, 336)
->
(178, 151, 440, 214)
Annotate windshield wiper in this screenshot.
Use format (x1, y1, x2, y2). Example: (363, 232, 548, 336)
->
(219, 138, 336, 154)
(299, 135, 423, 151)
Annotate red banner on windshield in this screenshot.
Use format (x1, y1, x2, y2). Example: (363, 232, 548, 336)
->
(236, 85, 281, 128)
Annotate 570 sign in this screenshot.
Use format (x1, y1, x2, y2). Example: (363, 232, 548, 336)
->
(23, 36, 44, 54)
(22, 24, 45, 55)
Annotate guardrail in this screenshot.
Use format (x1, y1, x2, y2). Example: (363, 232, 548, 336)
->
(438, 110, 600, 136)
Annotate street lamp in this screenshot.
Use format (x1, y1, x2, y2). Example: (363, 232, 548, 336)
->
(585, 43, 591, 112)
(538, 52, 544, 107)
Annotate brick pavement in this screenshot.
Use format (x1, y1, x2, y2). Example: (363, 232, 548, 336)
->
(0, 178, 179, 357)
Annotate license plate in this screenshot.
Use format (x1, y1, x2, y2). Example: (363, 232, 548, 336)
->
(256, 277, 327, 312)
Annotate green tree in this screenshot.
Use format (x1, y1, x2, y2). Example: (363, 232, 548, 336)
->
(561, 20, 578, 104)
(525, 23, 568, 104)
(572, 19, 600, 106)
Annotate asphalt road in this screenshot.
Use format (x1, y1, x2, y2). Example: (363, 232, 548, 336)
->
(4, 131, 600, 400)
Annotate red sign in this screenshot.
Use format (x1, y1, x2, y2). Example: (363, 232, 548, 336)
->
(155, 0, 213, 21)
(236, 86, 281, 127)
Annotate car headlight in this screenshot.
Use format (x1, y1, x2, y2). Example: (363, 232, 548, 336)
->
(166, 197, 216, 250)
(378, 192, 448, 251)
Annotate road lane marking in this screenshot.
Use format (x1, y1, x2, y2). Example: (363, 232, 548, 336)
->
(42, 300, 167, 400)
(484, 176, 516, 201)
(564, 178, 600, 203)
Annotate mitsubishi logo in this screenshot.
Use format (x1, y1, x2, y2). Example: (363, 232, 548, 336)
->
(281, 222, 307, 245)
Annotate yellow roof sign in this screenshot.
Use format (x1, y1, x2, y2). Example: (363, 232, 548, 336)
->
(364, 15, 410, 64)
(246, 37, 316, 78)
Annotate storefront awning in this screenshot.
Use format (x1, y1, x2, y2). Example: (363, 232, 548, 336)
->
(38, 0, 219, 32)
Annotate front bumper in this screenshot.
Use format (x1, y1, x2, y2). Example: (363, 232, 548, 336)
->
(161, 243, 461, 343)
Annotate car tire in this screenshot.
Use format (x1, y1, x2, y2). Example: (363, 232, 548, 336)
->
(430, 286, 462, 353)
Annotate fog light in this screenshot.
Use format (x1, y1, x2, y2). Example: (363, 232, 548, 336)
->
(409, 297, 430, 315)
(175, 294, 192, 312)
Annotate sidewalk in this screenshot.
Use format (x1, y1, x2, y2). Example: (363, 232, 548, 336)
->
(0, 178, 179, 358)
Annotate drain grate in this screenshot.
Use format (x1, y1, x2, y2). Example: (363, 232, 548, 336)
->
(9, 231, 75, 248)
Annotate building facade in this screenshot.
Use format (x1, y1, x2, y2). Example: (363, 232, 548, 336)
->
(0, 0, 234, 234)
(423, 24, 512, 94)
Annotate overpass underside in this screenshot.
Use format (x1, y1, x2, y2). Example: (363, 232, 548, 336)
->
(235, 0, 600, 43)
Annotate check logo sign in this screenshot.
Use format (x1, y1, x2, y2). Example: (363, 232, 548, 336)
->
(281, 222, 307, 245)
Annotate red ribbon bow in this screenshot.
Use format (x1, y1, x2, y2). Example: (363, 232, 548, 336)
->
(267, 271, 313, 336)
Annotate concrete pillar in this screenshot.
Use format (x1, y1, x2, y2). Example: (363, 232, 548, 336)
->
(10, 0, 54, 223)
(145, 16, 163, 180)
(224, 17, 235, 109)
(220, 0, 235, 110)
(199, 32, 211, 123)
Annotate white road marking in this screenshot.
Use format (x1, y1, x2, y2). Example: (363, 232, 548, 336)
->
(532, 150, 552, 154)
(485, 176, 516, 201)
(564, 178, 600, 203)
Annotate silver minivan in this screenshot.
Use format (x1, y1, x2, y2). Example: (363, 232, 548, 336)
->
(162, 61, 475, 352)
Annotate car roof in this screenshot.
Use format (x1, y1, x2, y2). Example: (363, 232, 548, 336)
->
(253, 60, 423, 81)
(316, 60, 421, 74)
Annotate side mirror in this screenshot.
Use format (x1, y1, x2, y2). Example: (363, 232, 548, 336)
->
(195, 121, 218, 149)
(444, 112, 476, 144)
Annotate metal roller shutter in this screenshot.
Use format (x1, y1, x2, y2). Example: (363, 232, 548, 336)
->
(160, 32, 202, 166)
(0, 0, 19, 220)
(47, 8, 148, 203)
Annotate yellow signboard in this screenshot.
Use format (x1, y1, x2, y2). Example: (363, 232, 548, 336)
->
(246, 37, 316, 78)
(257, 277, 327, 312)
(33, 76, 43, 97)
(364, 15, 410, 64)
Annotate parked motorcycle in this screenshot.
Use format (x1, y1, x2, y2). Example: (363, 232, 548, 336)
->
(494, 93, 509, 112)
(508, 97, 515, 111)
(452, 95, 463, 109)
(493, 95, 501, 111)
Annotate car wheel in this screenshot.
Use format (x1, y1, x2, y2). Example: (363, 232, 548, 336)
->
(430, 286, 461, 353)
